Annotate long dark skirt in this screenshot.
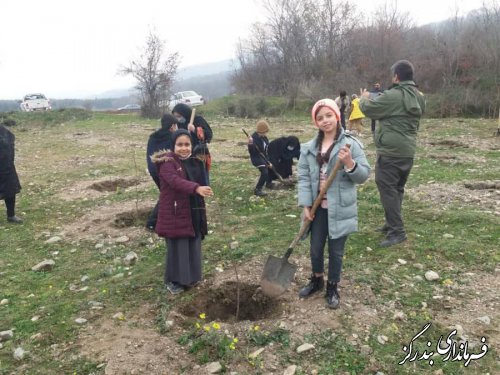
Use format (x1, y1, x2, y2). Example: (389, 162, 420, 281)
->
(164, 235, 202, 286)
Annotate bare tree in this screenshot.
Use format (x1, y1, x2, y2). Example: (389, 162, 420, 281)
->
(120, 31, 179, 118)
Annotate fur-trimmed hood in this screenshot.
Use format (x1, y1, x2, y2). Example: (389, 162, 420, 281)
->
(150, 150, 175, 164)
(150, 150, 206, 165)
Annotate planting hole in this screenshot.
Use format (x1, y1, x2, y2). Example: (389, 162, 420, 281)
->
(179, 282, 281, 322)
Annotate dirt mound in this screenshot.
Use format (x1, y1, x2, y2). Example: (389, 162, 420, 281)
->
(429, 140, 469, 148)
(113, 207, 152, 228)
(464, 180, 500, 190)
(89, 178, 141, 192)
(58, 176, 152, 201)
(62, 201, 154, 242)
(179, 282, 280, 322)
(408, 182, 500, 215)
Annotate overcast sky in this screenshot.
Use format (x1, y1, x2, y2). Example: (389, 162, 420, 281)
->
(0, 0, 487, 99)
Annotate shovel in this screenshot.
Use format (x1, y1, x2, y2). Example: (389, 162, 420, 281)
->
(260, 144, 351, 298)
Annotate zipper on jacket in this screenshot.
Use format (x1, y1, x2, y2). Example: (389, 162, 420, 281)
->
(174, 201, 177, 215)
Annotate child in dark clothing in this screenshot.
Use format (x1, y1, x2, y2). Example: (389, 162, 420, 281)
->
(247, 120, 272, 196)
(145, 114, 178, 231)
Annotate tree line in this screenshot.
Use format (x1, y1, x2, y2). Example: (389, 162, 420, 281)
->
(232, 0, 500, 118)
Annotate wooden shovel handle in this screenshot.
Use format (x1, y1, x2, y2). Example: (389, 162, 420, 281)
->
(286, 144, 351, 255)
(189, 108, 196, 126)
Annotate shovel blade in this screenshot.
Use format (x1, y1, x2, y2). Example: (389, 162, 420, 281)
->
(260, 255, 297, 298)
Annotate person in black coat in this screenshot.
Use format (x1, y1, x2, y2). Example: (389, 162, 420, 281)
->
(248, 120, 273, 196)
(0, 125, 22, 223)
(172, 103, 213, 180)
(145, 114, 178, 230)
(267, 136, 300, 182)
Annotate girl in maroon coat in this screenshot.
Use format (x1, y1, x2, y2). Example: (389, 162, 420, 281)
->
(152, 129, 214, 294)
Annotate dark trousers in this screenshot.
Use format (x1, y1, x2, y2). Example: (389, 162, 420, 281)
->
(310, 207, 348, 282)
(256, 166, 271, 190)
(147, 176, 161, 228)
(4, 196, 16, 217)
(340, 111, 346, 129)
(371, 119, 376, 133)
(375, 155, 414, 237)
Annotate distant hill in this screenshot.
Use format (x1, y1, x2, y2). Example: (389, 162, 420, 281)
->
(176, 59, 234, 80)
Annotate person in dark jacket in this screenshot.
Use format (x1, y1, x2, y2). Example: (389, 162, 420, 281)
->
(248, 120, 272, 196)
(360, 60, 425, 247)
(0, 125, 22, 223)
(152, 129, 213, 295)
(145, 114, 178, 230)
(172, 103, 213, 179)
(267, 136, 300, 182)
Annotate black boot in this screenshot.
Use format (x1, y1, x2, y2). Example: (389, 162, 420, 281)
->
(298, 275, 324, 298)
(325, 281, 340, 309)
(254, 188, 267, 197)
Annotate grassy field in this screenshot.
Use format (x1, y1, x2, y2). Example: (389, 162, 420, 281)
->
(0, 111, 498, 374)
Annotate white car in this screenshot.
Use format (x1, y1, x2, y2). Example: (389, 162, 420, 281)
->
(164, 91, 205, 109)
(20, 93, 51, 112)
(117, 104, 141, 112)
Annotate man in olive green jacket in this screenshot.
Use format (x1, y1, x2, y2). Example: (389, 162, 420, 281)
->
(360, 60, 425, 247)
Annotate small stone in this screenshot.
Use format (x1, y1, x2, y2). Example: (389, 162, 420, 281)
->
(0, 299, 8, 305)
(13, 347, 27, 361)
(30, 333, 42, 340)
(113, 312, 125, 320)
(425, 270, 440, 281)
(165, 320, 174, 329)
(284, 365, 297, 375)
(381, 275, 395, 285)
(477, 316, 490, 325)
(366, 246, 373, 252)
(296, 343, 315, 353)
(81, 275, 90, 283)
(96, 363, 106, 369)
(375, 372, 386, 375)
(123, 251, 138, 266)
(78, 286, 89, 292)
(45, 236, 62, 244)
(75, 318, 87, 324)
(31, 259, 55, 272)
(115, 236, 130, 243)
(249, 347, 265, 358)
(279, 321, 287, 329)
(413, 263, 424, 270)
(206, 361, 222, 374)
(377, 335, 388, 344)
(31, 315, 40, 322)
(393, 311, 406, 321)
(230, 241, 239, 250)
(95, 243, 104, 249)
(70, 248, 77, 253)
(236, 197, 243, 201)
(397, 259, 407, 265)
(360, 345, 372, 355)
(112, 273, 125, 279)
(453, 325, 464, 337)
(442, 233, 454, 239)
(414, 275, 423, 281)
(0, 330, 14, 342)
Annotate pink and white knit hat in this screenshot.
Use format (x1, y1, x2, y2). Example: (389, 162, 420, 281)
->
(311, 98, 340, 127)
